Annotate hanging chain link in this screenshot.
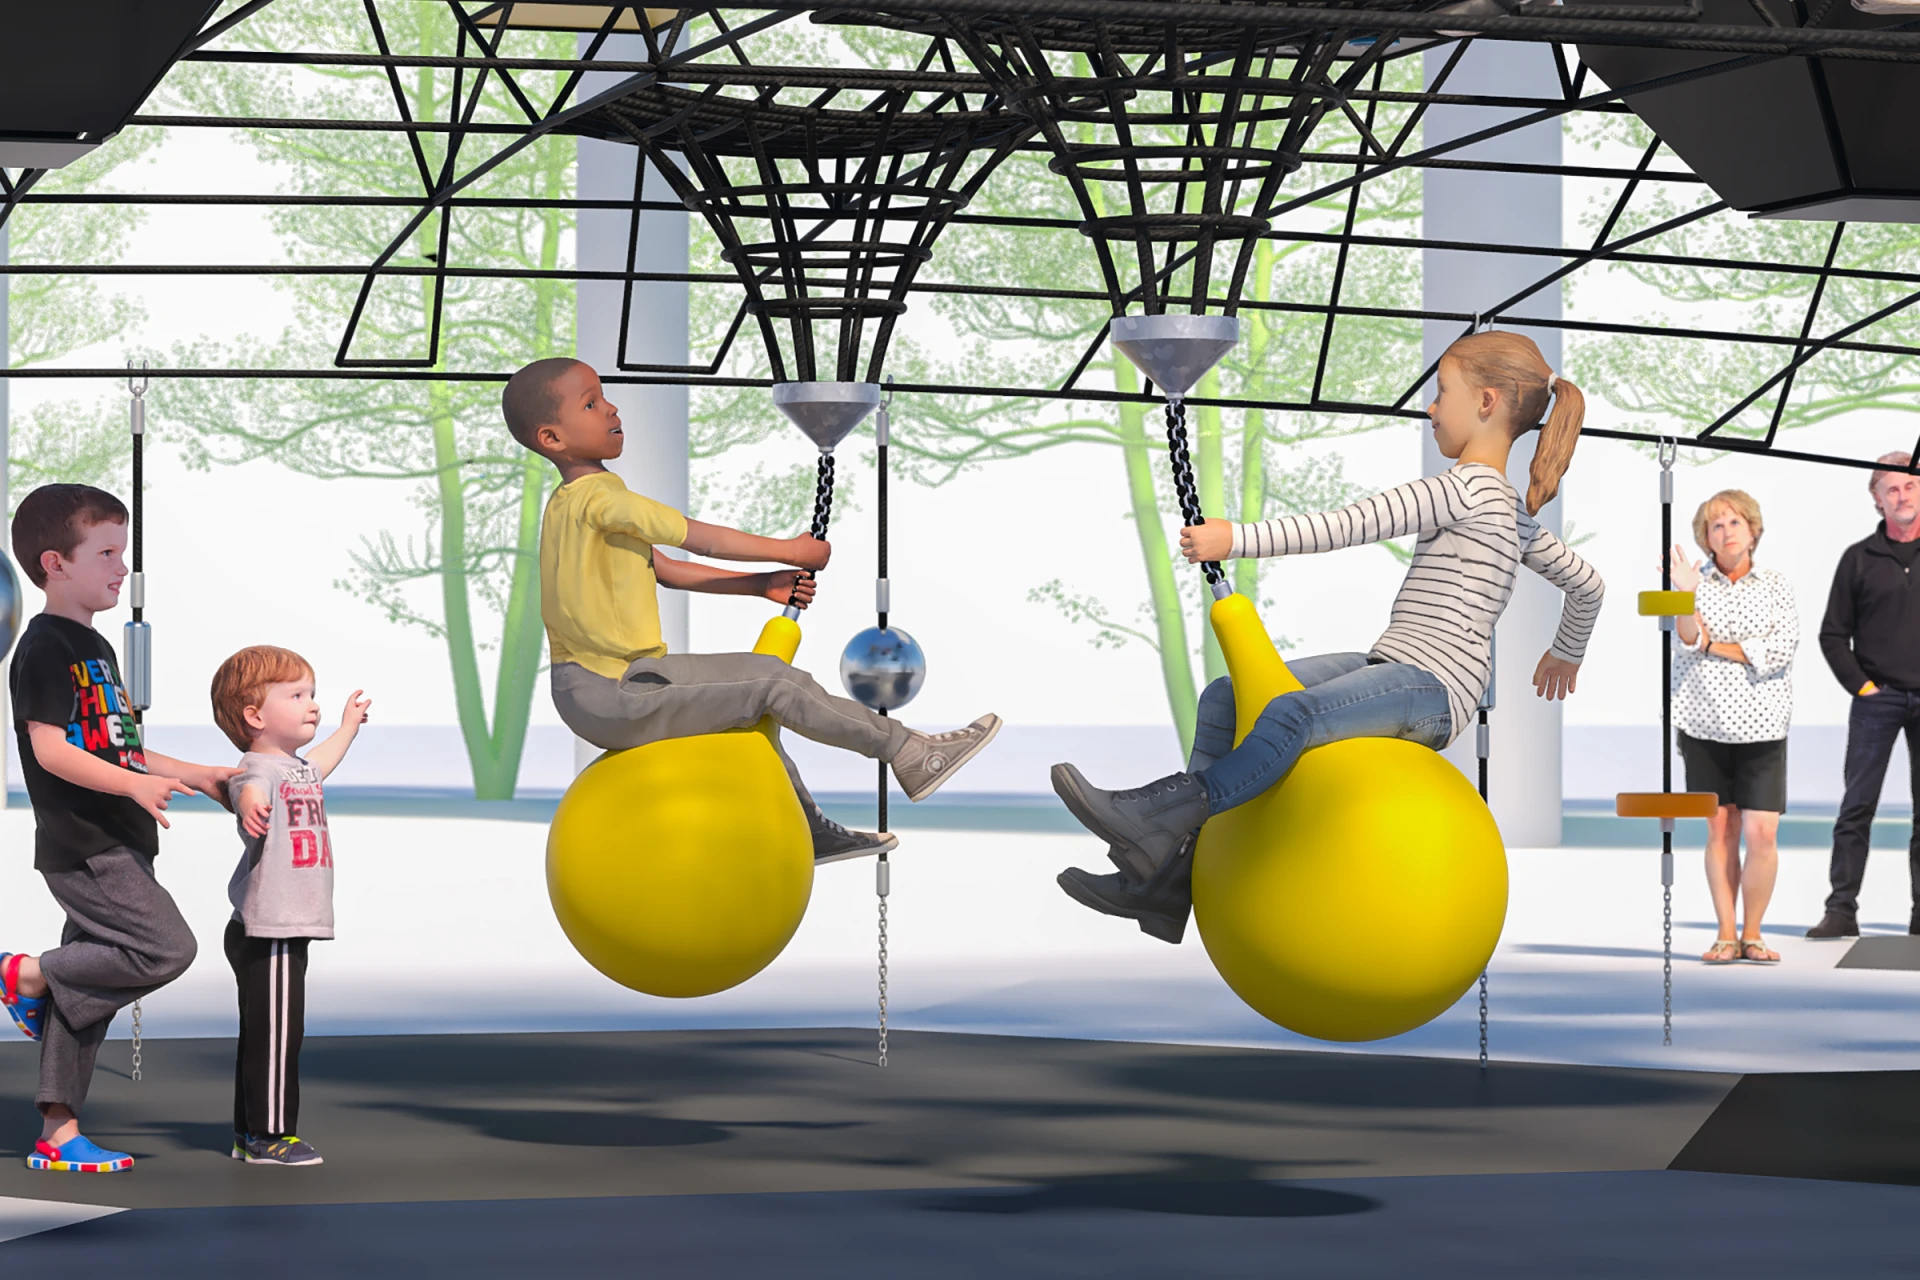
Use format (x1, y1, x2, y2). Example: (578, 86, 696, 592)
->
(1162, 401, 1223, 588)
(1477, 973, 1488, 1068)
(1662, 885, 1673, 1046)
(130, 998, 143, 1083)
(876, 896, 889, 1067)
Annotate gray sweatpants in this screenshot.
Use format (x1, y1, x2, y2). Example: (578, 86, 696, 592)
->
(37, 848, 198, 1113)
(551, 654, 911, 819)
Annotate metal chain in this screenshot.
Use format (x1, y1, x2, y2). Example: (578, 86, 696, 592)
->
(876, 896, 890, 1067)
(129, 364, 149, 1088)
(1162, 401, 1223, 588)
(1474, 698, 1491, 1070)
(1477, 974, 1488, 1068)
(1663, 885, 1673, 1047)
(1660, 435, 1676, 1048)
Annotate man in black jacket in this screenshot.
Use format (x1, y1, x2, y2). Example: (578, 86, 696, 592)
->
(1810, 451, 1920, 939)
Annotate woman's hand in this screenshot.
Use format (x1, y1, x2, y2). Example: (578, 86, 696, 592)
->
(1533, 651, 1580, 701)
(1179, 518, 1234, 564)
(1665, 543, 1701, 592)
(764, 570, 816, 610)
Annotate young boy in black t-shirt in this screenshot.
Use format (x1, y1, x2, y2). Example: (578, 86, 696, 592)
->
(0, 485, 235, 1173)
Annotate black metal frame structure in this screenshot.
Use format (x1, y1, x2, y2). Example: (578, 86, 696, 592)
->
(4, 0, 1920, 478)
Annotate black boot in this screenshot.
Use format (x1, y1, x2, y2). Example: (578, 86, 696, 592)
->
(1806, 910, 1859, 940)
(1051, 764, 1209, 885)
(1055, 834, 1195, 945)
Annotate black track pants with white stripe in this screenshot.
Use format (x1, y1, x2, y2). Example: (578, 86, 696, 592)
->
(224, 921, 310, 1139)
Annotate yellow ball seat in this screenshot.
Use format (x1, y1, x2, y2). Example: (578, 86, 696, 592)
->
(545, 616, 814, 998)
(1191, 594, 1509, 1042)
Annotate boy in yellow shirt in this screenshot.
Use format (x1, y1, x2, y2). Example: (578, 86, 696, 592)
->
(507, 358, 1001, 862)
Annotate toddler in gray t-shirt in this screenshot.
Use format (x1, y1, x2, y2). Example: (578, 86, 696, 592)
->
(211, 645, 369, 1167)
(229, 752, 336, 938)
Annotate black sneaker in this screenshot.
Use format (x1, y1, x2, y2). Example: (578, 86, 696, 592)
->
(232, 1133, 324, 1166)
(1805, 912, 1859, 940)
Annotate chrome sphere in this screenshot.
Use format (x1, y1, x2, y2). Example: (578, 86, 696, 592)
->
(839, 626, 927, 712)
(0, 555, 19, 662)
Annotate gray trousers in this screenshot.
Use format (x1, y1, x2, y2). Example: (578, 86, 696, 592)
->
(37, 848, 198, 1112)
(552, 654, 911, 821)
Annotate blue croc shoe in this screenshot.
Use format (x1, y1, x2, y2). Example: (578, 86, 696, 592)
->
(27, 1136, 133, 1173)
(1, 953, 46, 1042)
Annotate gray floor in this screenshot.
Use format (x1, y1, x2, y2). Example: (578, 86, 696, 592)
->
(0, 1028, 1737, 1211)
(1837, 935, 1920, 970)
(7, 1171, 1920, 1279)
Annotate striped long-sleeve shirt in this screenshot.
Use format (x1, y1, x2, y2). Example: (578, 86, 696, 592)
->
(1229, 463, 1606, 742)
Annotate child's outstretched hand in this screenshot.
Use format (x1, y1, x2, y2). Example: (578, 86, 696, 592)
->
(341, 689, 372, 732)
(787, 534, 831, 573)
(766, 571, 816, 610)
(127, 772, 196, 829)
(1178, 519, 1233, 564)
(239, 787, 272, 839)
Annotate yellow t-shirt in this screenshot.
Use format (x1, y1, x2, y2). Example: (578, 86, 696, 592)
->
(540, 470, 690, 679)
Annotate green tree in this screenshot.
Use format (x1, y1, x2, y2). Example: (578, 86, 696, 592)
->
(154, 2, 575, 797)
(877, 61, 1425, 751)
(6, 134, 166, 512)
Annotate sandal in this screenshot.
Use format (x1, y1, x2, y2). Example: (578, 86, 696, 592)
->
(1, 953, 46, 1041)
(1740, 937, 1780, 964)
(1701, 938, 1740, 964)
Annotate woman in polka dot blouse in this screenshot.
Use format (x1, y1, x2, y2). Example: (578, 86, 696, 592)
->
(1668, 490, 1798, 965)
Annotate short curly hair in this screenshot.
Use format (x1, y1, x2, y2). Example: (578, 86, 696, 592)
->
(210, 645, 315, 752)
(501, 356, 586, 454)
(1692, 489, 1764, 557)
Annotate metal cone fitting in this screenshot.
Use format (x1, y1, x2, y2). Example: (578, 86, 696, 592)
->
(772, 382, 882, 452)
(1110, 315, 1241, 401)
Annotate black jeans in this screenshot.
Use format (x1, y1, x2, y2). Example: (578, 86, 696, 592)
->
(1825, 688, 1920, 918)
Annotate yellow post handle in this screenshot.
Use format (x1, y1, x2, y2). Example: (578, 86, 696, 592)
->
(753, 614, 802, 663)
(1207, 593, 1303, 748)
(746, 614, 803, 740)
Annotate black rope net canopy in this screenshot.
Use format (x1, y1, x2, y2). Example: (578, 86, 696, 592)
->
(844, 1, 1431, 320)
(6, 0, 1920, 481)
(558, 9, 1036, 388)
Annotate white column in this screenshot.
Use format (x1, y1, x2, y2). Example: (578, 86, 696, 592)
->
(1, 223, 10, 808)
(573, 34, 690, 772)
(1422, 42, 1565, 847)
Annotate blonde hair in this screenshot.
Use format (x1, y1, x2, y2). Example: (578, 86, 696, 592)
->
(211, 645, 315, 751)
(1692, 489, 1763, 557)
(1440, 331, 1585, 516)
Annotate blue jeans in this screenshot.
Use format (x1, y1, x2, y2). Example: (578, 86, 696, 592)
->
(1188, 653, 1453, 814)
(1824, 687, 1920, 918)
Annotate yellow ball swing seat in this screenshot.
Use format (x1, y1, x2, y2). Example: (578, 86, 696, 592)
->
(1192, 594, 1508, 1042)
(545, 616, 815, 998)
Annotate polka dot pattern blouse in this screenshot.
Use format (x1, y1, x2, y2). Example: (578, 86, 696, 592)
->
(1671, 562, 1798, 744)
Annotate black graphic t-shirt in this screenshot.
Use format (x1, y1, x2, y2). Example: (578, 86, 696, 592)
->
(8, 614, 159, 871)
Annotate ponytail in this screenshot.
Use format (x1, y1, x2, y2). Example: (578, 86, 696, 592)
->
(1527, 374, 1584, 516)
(1441, 330, 1585, 516)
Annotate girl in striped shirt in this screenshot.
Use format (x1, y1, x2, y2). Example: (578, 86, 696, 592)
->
(1055, 331, 1607, 943)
